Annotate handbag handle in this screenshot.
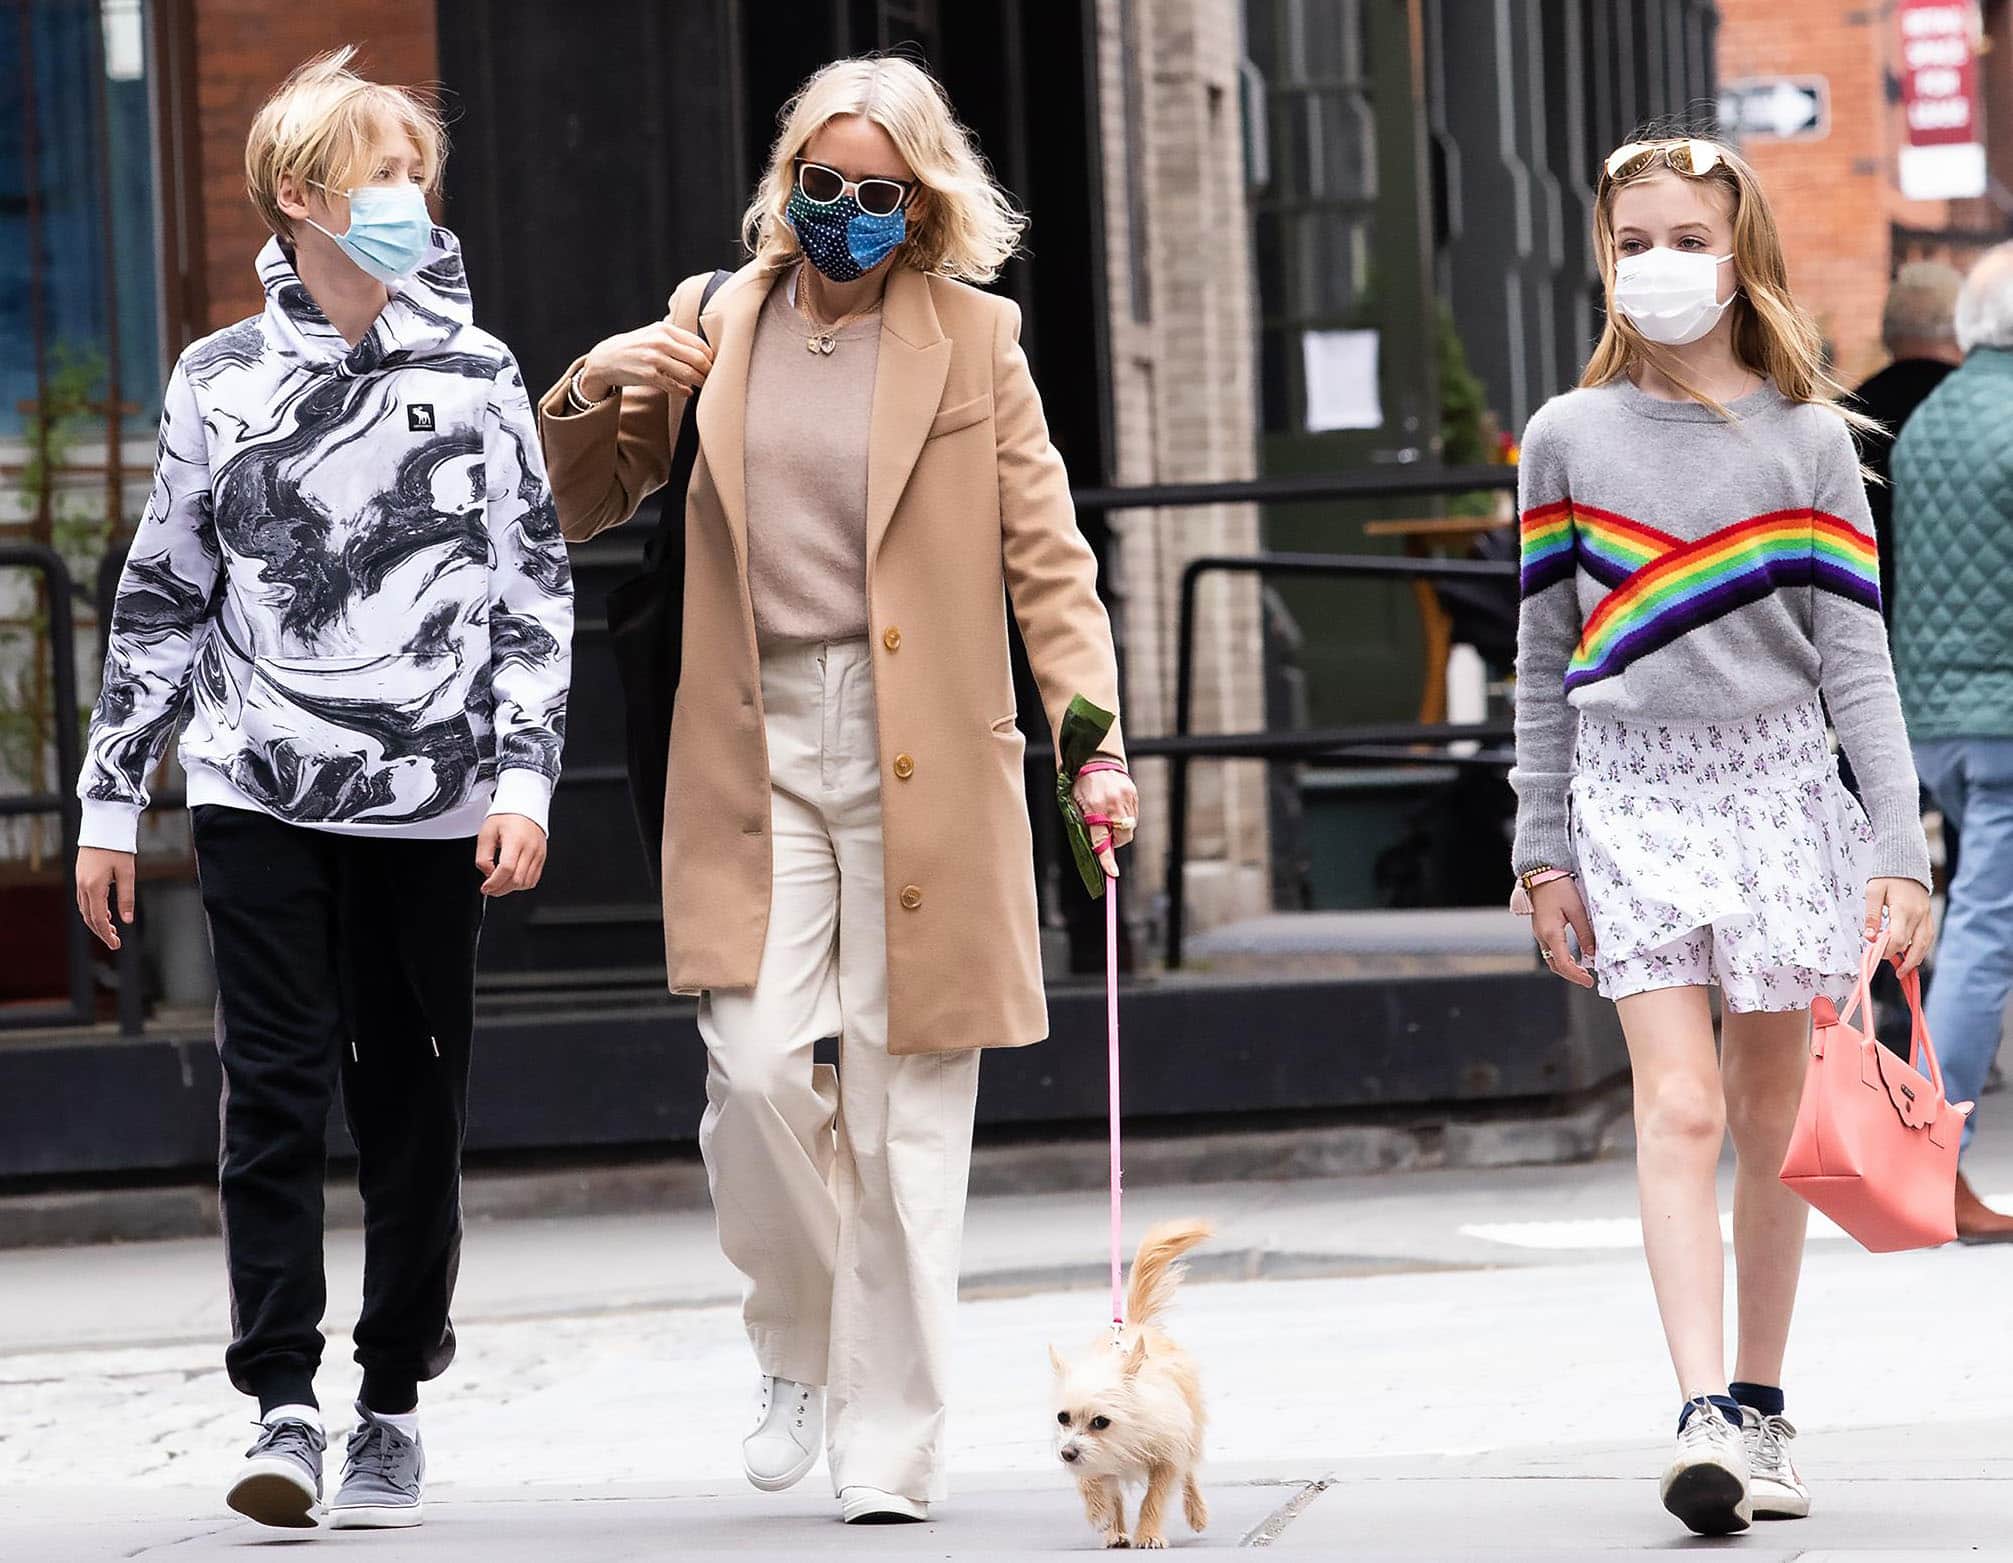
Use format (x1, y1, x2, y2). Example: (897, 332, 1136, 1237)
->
(1895, 963, 1947, 1103)
(1834, 933, 1885, 1036)
(1836, 934, 1947, 1103)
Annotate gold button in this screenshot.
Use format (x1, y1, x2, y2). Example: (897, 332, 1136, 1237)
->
(893, 753, 915, 779)
(882, 626, 902, 652)
(900, 885, 923, 910)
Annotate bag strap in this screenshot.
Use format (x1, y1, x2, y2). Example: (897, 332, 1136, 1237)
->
(1835, 933, 1885, 1035)
(641, 268, 734, 571)
(1897, 964, 1947, 1101)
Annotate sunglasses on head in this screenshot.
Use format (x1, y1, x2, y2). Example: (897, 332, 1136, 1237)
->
(1601, 138, 1725, 186)
(795, 160, 915, 219)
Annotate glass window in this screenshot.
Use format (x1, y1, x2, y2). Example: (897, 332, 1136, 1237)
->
(0, 0, 162, 440)
(1246, 0, 1379, 433)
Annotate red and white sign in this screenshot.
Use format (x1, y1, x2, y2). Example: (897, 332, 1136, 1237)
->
(1897, 0, 1986, 200)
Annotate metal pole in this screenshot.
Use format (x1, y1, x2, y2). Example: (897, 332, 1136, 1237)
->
(1162, 558, 1202, 970)
(87, 0, 127, 546)
(18, 0, 54, 868)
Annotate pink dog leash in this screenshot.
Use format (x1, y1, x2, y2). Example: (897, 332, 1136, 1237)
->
(1077, 757, 1130, 1343)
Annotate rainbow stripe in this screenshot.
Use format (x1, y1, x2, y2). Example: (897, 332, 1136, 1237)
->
(1519, 501, 1684, 593)
(1564, 509, 1879, 692)
(1571, 505, 1680, 588)
(1519, 501, 1575, 595)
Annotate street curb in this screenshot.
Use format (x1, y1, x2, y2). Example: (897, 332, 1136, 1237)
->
(0, 1087, 1628, 1251)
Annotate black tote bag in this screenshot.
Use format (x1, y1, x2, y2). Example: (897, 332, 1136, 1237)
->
(605, 268, 733, 863)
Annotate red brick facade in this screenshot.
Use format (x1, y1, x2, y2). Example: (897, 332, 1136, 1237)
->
(182, 3, 438, 333)
(1716, 0, 2010, 380)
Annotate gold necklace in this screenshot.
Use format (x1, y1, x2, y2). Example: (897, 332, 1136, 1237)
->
(795, 264, 880, 355)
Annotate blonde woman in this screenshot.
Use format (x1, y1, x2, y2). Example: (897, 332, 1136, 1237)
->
(1512, 132, 1932, 1537)
(539, 56, 1134, 1523)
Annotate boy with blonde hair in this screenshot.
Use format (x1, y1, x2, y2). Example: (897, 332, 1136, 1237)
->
(75, 49, 571, 1529)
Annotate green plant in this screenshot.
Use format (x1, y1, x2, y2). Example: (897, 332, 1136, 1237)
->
(1436, 305, 1499, 519)
(25, 344, 114, 581)
(3, 343, 113, 862)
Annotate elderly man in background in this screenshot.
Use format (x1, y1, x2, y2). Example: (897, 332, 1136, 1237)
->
(1850, 262, 1965, 615)
(1892, 243, 2013, 1243)
(1846, 263, 1965, 1051)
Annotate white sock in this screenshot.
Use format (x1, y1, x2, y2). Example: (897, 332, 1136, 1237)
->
(263, 1403, 322, 1433)
(368, 1408, 420, 1441)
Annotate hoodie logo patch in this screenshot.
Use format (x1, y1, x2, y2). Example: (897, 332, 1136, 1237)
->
(407, 404, 436, 432)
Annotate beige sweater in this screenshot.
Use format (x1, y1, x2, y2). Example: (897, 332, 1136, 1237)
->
(743, 277, 882, 646)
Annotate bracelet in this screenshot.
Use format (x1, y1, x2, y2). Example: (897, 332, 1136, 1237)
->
(567, 368, 610, 413)
(1076, 757, 1129, 778)
(1518, 865, 1573, 893)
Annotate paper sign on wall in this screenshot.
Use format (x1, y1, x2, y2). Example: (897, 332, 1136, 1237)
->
(1302, 330, 1382, 433)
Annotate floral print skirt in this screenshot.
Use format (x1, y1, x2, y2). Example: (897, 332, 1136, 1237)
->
(1569, 699, 1874, 1014)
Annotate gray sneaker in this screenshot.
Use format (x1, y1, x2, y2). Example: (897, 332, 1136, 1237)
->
(328, 1404, 425, 1529)
(227, 1416, 324, 1528)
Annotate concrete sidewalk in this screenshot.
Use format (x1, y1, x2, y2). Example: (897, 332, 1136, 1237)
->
(7, 1433, 2012, 1559)
(6, 1122, 2013, 1556)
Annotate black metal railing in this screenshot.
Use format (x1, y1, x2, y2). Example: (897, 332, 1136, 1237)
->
(1161, 552, 1516, 968)
(1071, 464, 1521, 970)
(27, 463, 1521, 1032)
(0, 544, 94, 1029)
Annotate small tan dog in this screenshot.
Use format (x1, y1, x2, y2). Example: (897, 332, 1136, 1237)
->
(1050, 1220, 1211, 1549)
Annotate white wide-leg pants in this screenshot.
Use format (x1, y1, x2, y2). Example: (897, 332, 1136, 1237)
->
(697, 638, 982, 1501)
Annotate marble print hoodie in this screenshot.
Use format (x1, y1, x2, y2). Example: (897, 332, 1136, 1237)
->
(79, 229, 572, 852)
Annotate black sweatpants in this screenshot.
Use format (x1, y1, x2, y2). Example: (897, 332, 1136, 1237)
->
(193, 805, 485, 1415)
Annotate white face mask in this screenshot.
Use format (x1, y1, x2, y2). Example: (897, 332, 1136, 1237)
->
(1613, 247, 1735, 346)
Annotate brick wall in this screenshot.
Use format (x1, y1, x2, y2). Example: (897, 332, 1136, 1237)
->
(1715, 0, 2007, 381)
(188, 3, 438, 332)
(1094, 0, 1270, 931)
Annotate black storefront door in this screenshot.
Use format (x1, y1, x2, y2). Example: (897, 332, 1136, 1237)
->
(435, 0, 1112, 988)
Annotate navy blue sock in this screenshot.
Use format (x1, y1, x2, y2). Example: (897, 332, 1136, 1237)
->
(1729, 1381, 1784, 1418)
(1679, 1394, 1742, 1433)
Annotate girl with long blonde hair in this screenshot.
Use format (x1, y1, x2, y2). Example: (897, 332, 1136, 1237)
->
(538, 54, 1133, 1523)
(1511, 132, 1932, 1536)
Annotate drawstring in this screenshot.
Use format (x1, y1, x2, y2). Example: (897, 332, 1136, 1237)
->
(1076, 756, 1130, 1346)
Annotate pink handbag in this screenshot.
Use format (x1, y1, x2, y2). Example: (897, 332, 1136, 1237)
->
(1778, 938, 1972, 1252)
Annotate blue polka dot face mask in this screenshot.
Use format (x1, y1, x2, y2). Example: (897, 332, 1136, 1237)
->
(787, 161, 911, 282)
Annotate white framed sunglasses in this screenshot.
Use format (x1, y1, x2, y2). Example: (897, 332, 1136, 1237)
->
(1601, 138, 1725, 186)
(795, 160, 915, 219)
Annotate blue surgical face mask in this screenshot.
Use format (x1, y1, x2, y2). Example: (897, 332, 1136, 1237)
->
(307, 182, 433, 285)
(787, 187, 907, 283)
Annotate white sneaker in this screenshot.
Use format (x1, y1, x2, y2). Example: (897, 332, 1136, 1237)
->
(1659, 1399, 1753, 1536)
(743, 1376, 822, 1493)
(840, 1485, 929, 1524)
(1741, 1406, 1810, 1519)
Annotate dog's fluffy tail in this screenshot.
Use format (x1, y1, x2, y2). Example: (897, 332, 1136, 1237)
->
(1125, 1219, 1212, 1327)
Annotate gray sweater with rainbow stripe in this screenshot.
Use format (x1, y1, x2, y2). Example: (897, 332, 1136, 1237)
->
(1510, 377, 1931, 887)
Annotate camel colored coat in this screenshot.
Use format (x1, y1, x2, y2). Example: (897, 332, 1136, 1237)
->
(538, 260, 1123, 1054)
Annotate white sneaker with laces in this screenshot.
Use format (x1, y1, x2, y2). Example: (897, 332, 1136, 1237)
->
(1741, 1406, 1810, 1519)
(841, 1485, 929, 1524)
(742, 1376, 822, 1493)
(1659, 1399, 1753, 1536)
